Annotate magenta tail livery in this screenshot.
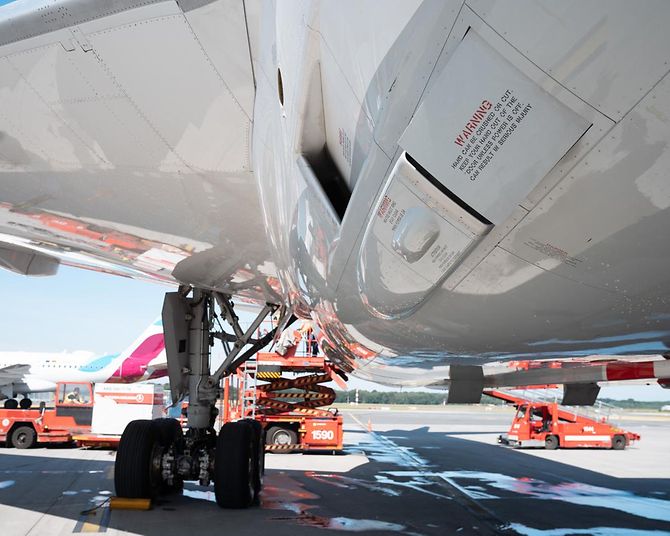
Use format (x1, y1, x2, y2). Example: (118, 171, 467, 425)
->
(0, 319, 166, 398)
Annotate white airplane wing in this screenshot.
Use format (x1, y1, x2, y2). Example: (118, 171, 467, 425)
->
(0, 364, 30, 387)
(0, 0, 276, 303)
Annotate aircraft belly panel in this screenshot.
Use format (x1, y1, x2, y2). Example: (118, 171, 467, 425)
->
(314, 1, 670, 376)
(335, 240, 626, 357)
(468, 0, 670, 121)
(183, 0, 255, 119)
(358, 154, 490, 318)
(87, 12, 250, 173)
(317, 1, 423, 121)
(346, 23, 594, 319)
(1, 1, 670, 387)
(500, 71, 670, 304)
(0, 0, 275, 300)
(399, 30, 592, 225)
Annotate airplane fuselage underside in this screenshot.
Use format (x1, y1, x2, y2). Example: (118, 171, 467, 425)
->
(0, 1, 669, 386)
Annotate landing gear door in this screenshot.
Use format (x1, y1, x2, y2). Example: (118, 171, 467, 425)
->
(399, 30, 591, 226)
(162, 292, 190, 404)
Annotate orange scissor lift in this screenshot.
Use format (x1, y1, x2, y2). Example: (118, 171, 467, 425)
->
(221, 351, 346, 452)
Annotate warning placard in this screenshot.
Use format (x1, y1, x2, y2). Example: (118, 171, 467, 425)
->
(399, 31, 591, 224)
(450, 89, 533, 181)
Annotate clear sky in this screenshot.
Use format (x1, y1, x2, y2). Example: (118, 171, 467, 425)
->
(0, 266, 168, 353)
(0, 265, 668, 402)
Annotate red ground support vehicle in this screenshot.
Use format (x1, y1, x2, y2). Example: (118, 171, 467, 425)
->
(0, 382, 93, 448)
(222, 351, 346, 452)
(487, 389, 641, 450)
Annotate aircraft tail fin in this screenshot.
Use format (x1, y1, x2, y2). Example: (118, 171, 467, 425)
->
(117, 318, 165, 362)
(107, 318, 165, 381)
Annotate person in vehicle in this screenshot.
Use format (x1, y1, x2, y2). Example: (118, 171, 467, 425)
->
(66, 386, 83, 404)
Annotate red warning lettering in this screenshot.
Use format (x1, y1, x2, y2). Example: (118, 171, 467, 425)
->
(454, 100, 493, 146)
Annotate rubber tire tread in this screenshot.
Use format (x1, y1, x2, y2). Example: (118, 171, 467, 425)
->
(612, 434, 626, 450)
(4, 399, 18, 410)
(545, 435, 559, 450)
(19, 398, 32, 410)
(244, 419, 264, 503)
(11, 426, 36, 449)
(114, 420, 158, 498)
(153, 418, 182, 446)
(215, 421, 254, 509)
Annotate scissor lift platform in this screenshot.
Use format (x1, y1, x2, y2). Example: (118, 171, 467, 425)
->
(223, 352, 346, 452)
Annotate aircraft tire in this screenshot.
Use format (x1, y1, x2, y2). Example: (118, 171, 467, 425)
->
(612, 434, 626, 450)
(114, 420, 160, 498)
(214, 420, 255, 509)
(19, 398, 32, 410)
(154, 418, 183, 446)
(153, 418, 184, 493)
(11, 426, 36, 449)
(244, 419, 265, 503)
(4, 399, 18, 410)
(544, 435, 559, 450)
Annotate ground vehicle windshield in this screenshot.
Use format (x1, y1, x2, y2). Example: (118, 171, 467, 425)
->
(515, 405, 527, 420)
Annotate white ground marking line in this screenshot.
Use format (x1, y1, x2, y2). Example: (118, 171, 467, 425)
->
(344, 413, 521, 534)
(346, 412, 450, 499)
(346, 413, 670, 531)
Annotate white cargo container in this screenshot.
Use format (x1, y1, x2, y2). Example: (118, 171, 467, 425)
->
(91, 383, 164, 436)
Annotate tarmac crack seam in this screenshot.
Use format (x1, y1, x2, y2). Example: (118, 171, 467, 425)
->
(345, 412, 515, 536)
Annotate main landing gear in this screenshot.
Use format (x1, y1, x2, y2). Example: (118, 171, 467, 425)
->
(114, 288, 284, 508)
(114, 417, 264, 507)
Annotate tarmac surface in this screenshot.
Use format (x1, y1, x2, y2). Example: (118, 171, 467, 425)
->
(0, 407, 668, 536)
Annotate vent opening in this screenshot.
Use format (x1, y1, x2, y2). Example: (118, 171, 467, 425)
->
(277, 68, 284, 106)
(299, 62, 351, 221)
(303, 148, 350, 220)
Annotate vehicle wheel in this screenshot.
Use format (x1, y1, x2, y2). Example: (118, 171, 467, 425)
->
(544, 435, 559, 450)
(19, 398, 32, 410)
(612, 434, 626, 450)
(153, 418, 184, 493)
(244, 419, 264, 503)
(11, 426, 36, 449)
(114, 420, 160, 498)
(215, 421, 255, 509)
(4, 399, 18, 410)
(266, 426, 297, 449)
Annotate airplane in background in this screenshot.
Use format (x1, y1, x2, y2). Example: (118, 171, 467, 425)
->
(0, 0, 669, 507)
(0, 319, 166, 405)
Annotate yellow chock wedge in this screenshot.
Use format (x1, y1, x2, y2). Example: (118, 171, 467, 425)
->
(109, 497, 152, 510)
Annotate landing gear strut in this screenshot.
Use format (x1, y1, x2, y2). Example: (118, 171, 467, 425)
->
(114, 288, 286, 508)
